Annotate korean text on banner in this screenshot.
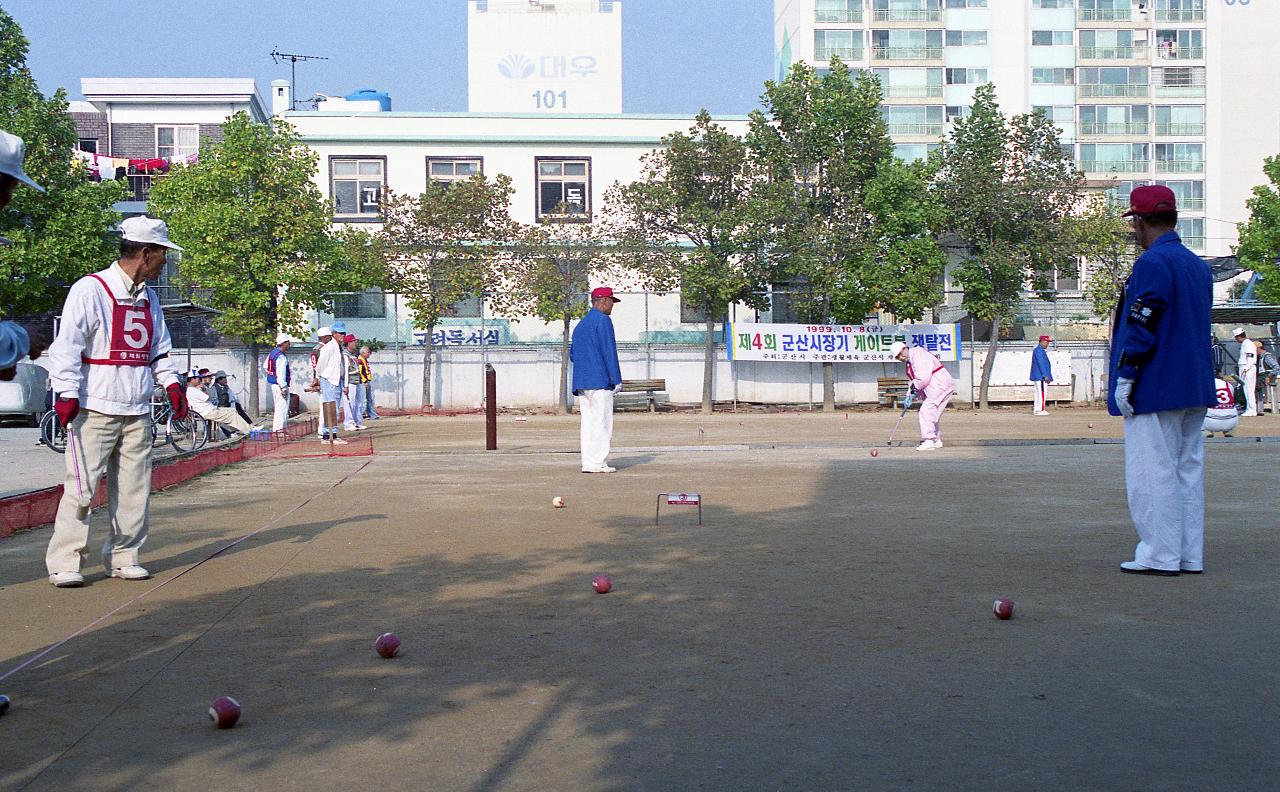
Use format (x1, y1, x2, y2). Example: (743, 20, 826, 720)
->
(726, 323, 962, 363)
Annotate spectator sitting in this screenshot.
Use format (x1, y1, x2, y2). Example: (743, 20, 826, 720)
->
(186, 371, 253, 436)
(212, 370, 254, 425)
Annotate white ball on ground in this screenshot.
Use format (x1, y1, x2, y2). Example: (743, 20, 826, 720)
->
(552, 496, 565, 508)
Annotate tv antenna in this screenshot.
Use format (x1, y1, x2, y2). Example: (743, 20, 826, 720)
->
(270, 49, 330, 110)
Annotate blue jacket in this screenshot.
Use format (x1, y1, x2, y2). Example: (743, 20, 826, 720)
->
(570, 308, 622, 393)
(1107, 231, 1216, 416)
(1030, 347, 1053, 382)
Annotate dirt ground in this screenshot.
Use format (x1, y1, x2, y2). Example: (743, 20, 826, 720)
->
(1, 409, 1278, 791)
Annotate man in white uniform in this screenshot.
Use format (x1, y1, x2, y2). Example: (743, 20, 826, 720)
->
(1233, 328, 1258, 416)
(44, 217, 189, 587)
(315, 322, 348, 445)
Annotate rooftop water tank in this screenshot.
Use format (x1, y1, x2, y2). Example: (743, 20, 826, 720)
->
(343, 88, 391, 112)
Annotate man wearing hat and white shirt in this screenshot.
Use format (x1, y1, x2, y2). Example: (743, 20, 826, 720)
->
(0, 130, 51, 380)
(1030, 335, 1054, 416)
(43, 216, 190, 587)
(1109, 185, 1216, 576)
(266, 333, 292, 432)
(1233, 327, 1259, 416)
(315, 322, 348, 444)
(570, 287, 623, 473)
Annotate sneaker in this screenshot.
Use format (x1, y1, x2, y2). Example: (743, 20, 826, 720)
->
(1224, 431, 1235, 437)
(1203, 430, 1213, 438)
(109, 565, 151, 581)
(933, 439, 943, 449)
(915, 440, 936, 451)
(1120, 561, 1178, 576)
(581, 465, 618, 473)
(49, 571, 85, 588)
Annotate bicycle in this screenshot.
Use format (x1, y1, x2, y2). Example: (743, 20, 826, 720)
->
(150, 389, 209, 453)
(38, 406, 68, 453)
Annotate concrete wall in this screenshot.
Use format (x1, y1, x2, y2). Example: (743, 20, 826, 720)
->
(175, 340, 1116, 414)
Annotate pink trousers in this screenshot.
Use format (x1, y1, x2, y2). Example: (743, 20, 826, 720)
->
(918, 386, 955, 441)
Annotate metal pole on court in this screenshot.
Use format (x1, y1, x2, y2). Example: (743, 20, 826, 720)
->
(485, 363, 497, 451)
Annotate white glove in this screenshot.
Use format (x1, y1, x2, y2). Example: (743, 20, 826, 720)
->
(1115, 377, 1136, 419)
(613, 383, 623, 394)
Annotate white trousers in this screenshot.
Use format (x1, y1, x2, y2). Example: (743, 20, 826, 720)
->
(1239, 368, 1257, 415)
(271, 384, 289, 432)
(1033, 381, 1048, 413)
(1123, 407, 1207, 572)
(578, 389, 615, 470)
(47, 411, 152, 574)
(344, 383, 364, 429)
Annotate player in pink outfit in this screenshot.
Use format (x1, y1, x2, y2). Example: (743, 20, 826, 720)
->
(892, 341, 956, 451)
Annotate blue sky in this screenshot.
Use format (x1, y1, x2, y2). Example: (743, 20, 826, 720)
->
(5, 0, 773, 115)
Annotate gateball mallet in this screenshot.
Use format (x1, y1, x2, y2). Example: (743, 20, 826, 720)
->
(886, 388, 915, 446)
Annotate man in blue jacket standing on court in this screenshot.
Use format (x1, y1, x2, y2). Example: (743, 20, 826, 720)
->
(1030, 334, 1054, 416)
(1108, 185, 1216, 576)
(571, 287, 623, 473)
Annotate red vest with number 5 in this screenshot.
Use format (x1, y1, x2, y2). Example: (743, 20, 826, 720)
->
(81, 273, 153, 367)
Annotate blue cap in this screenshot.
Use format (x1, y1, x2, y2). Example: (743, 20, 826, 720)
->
(330, 321, 347, 334)
(0, 321, 29, 369)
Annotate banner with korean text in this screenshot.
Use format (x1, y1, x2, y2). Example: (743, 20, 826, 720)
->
(726, 323, 963, 363)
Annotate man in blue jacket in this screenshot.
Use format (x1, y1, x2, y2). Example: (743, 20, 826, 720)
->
(571, 287, 623, 473)
(1108, 185, 1216, 576)
(1030, 335, 1054, 415)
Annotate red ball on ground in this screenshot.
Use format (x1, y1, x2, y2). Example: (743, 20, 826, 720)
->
(1088, 423, 1095, 429)
(993, 597, 1015, 620)
(870, 449, 879, 458)
(592, 575, 612, 594)
(375, 632, 401, 658)
(208, 696, 241, 728)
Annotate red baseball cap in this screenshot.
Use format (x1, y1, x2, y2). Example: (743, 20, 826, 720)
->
(591, 287, 620, 302)
(345, 334, 357, 343)
(1122, 185, 1178, 217)
(1038, 335, 1051, 342)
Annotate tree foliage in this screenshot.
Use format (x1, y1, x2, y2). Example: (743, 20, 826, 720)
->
(607, 110, 774, 413)
(1236, 154, 1280, 304)
(1077, 190, 1136, 319)
(934, 84, 1085, 407)
(149, 113, 364, 413)
(0, 7, 126, 318)
(370, 175, 515, 408)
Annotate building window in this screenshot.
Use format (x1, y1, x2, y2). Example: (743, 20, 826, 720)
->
(1079, 142, 1150, 173)
(871, 29, 945, 60)
(816, 0, 862, 23)
(945, 30, 988, 47)
(446, 295, 483, 319)
(1032, 68, 1075, 85)
(331, 289, 387, 319)
(945, 68, 988, 85)
(1155, 143, 1204, 173)
(945, 105, 970, 121)
(882, 105, 944, 136)
(1032, 0, 1073, 7)
(815, 29, 864, 62)
(1177, 217, 1205, 251)
(893, 142, 940, 163)
(1078, 66, 1148, 97)
(76, 138, 98, 154)
(330, 157, 385, 220)
(1155, 0, 1205, 23)
(1156, 29, 1203, 60)
(1078, 104, 1148, 135)
(535, 158, 591, 220)
(873, 67, 944, 99)
(1032, 30, 1073, 46)
(1155, 179, 1205, 211)
(598, 0, 615, 11)
(946, 0, 987, 8)
(475, 0, 487, 11)
(1079, 29, 1146, 59)
(427, 157, 483, 185)
(1154, 105, 1204, 136)
(155, 125, 199, 159)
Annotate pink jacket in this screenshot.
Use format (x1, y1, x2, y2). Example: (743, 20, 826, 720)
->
(905, 346, 955, 399)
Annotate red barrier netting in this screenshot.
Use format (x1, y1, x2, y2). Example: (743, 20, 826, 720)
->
(0, 417, 371, 538)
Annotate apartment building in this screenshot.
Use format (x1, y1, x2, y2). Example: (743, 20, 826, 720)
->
(775, 0, 1280, 290)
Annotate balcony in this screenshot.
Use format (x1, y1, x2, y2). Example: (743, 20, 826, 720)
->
(1078, 45, 1148, 60)
(1079, 8, 1133, 22)
(1079, 83, 1150, 98)
(872, 9, 942, 22)
(872, 46, 944, 60)
(1080, 159, 1150, 173)
(1176, 197, 1206, 211)
(816, 9, 863, 23)
(1156, 159, 1204, 173)
(1155, 83, 1205, 98)
(1155, 122, 1205, 136)
(815, 47, 865, 62)
(1156, 46, 1204, 60)
(881, 84, 944, 98)
(887, 123, 944, 136)
(1078, 122, 1150, 135)
(1155, 9, 1205, 22)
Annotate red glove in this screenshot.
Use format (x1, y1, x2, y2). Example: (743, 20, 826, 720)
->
(166, 382, 189, 420)
(54, 396, 80, 428)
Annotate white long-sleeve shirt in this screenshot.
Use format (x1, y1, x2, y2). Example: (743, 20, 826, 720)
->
(1238, 338, 1258, 375)
(46, 263, 181, 415)
(186, 384, 214, 418)
(315, 337, 344, 386)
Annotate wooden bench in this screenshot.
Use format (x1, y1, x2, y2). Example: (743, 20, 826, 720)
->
(877, 376, 911, 408)
(617, 379, 668, 412)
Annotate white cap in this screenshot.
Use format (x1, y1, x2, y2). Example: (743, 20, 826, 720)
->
(1232, 327, 1245, 337)
(0, 131, 44, 192)
(317, 326, 332, 338)
(889, 341, 908, 358)
(0, 321, 30, 369)
(120, 216, 184, 251)
(275, 332, 291, 345)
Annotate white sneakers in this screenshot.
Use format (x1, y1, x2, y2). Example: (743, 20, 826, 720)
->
(49, 565, 150, 586)
(109, 565, 151, 580)
(915, 439, 938, 451)
(1033, 410, 1050, 416)
(49, 571, 85, 588)
(581, 465, 617, 473)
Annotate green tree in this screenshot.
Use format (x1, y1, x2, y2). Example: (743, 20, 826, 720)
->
(1237, 154, 1280, 304)
(371, 175, 514, 409)
(748, 61, 945, 409)
(149, 113, 362, 416)
(1077, 190, 1136, 321)
(0, 7, 127, 317)
(607, 110, 774, 414)
(934, 85, 1084, 408)
(506, 219, 617, 413)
